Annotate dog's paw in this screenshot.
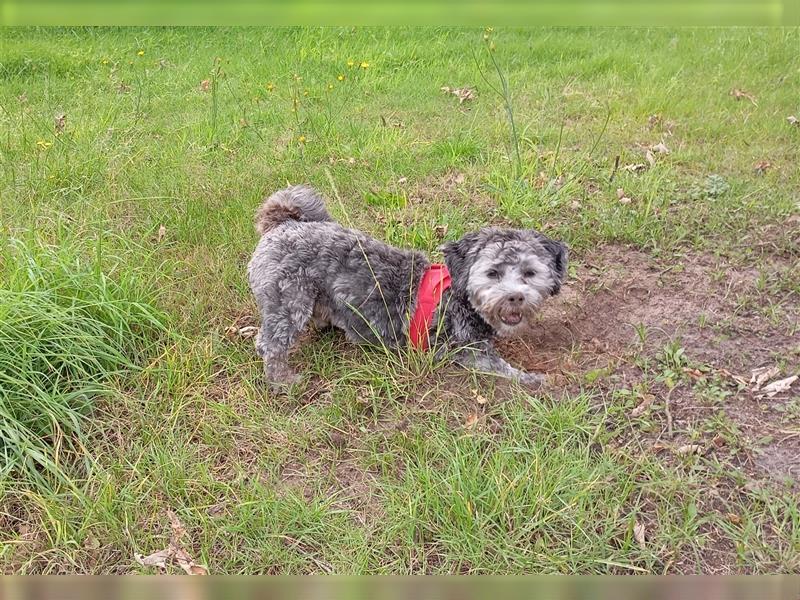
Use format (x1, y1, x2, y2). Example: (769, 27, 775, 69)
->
(517, 371, 546, 389)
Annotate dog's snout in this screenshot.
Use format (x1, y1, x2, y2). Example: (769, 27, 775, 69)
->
(506, 293, 524, 306)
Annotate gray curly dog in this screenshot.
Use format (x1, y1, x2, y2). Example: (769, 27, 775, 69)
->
(247, 185, 568, 389)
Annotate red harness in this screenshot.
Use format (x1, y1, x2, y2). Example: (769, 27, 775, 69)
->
(409, 264, 452, 351)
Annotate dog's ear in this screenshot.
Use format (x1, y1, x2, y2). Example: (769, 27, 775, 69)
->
(523, 230, 568, 295)
(540, 237, 568, 296)
(440, 232, 483, 290)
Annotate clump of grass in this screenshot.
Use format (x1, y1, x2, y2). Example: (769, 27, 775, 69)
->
(0, 237, 166, 490)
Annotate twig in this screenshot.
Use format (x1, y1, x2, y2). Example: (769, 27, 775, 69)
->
(609, 154, 620, 182)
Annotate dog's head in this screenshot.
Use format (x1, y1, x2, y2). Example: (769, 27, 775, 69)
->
(442, 228, 568, 337)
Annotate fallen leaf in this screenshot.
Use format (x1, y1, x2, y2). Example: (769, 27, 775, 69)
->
(464, 412, 479, 429)
(675, 444, 704, 456)
(753, 160, 771, 175)
(650, 141, 670, 154)
(757, 375, 797, 398)
(207, 503, 226, 518)
(54, 113, 66, 135)
(730, 88, 757, 106)
(616, 188, 625, 199)
(157, 224, 166, 242)
(717, 368, 748, 388)
(117, 82, 131, 94)
(135, 548, 172, 570)
(173, 546, 208, 576)
(630, 394, 655, 418)
(453, 172, 466, 185)
(633, 521, 646, 550)
(570, 200, 582, 210)
(711, 434, 726, 448)
(84, 536, 100, 550)
(647, 114, 662, 129)
(441, 86, 476, 104)
(788, 115, 799, 127)
(167, 510, 186, 540)
(199, 79, 211, 92)
(750, 365, 780, 391)
(472, 389, 488, 405)
(397, 176, 408, 185)
(434, 224, 448, 239)
(621, 163, 647, 173)
(726, 513, 742, 525)
(237, 326, 259, 339)
(682, 367, 704, 380)
(645, 149, 656, 167)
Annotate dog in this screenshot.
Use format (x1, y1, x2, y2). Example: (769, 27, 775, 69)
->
(247, 185, 568, 389)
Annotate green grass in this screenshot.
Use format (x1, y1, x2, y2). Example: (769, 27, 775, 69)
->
(0, 27, 798, 574)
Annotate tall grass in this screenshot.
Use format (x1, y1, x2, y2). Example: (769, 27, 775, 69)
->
(0, 236, 166, 490)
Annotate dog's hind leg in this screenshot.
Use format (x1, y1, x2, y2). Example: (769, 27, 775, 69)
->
(253, 283, 316, 390)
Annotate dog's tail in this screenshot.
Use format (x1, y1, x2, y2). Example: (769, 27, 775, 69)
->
(254, 185, 332, 236)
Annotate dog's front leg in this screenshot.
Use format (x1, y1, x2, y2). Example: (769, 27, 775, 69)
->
(453, 342, 544, 387)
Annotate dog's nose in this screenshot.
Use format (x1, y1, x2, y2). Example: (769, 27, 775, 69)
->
(506, 293, 524, 306)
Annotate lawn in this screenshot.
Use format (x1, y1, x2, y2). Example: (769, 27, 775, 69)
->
(0, 26, 798, 574)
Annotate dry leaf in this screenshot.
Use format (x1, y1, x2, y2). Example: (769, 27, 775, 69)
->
(750, 366, 780, 391)
(757, 375, 797, 398)
(650, 141, 670, 154)
(441, 86, 476, 104)
(173, 546, 208, 576)
(117, 82, 131, 94)
(472, 389, 488, 405)
(730, 88, 757, 106)
(237, 326, 259, 339)
(167, 510, 186, 540)
(621, 163, 646, 173)
(397, 176, 408, 185)
(616, 188, 625, 199)
(199, 79, 211, 92)
(570, 200, 582, 210)
(647, 114, 662, 129)
(682, 367, 704, 380)
(788, 116, 799, 127)
(135, 548, 172, 570)
(464, 412, 479, 429)
(633, 521, 646, 550)
(675, 444, 704, 456)
(453, 172, 466, 185)
(434, 224, 448, 239)
(157, 224, 166, 242)
(645, 149, 656, 167)
(718, 368, 748, 388)
(84, 536, 101, 550)
(753, 160, 771, 175)
(630, 394, 655, 418)
(54, 113, 66, 135)
(726, 513, 742, 525)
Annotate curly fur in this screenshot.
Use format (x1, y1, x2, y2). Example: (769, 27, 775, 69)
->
(248, 185, 568, 388)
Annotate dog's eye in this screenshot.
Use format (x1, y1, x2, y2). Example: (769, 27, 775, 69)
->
(486, 269, 500, 279)
(522, 270, 537, 278)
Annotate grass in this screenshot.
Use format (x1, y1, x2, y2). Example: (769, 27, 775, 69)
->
(0, 27, 798, 574)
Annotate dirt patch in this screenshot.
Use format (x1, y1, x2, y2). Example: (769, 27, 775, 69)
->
(498, 244, 800, 484)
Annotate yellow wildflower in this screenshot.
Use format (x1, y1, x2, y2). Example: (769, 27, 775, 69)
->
(360, 61, 369, 69)
(36, 140, 53, 150)
(337, 74, 344, 81)
(266, 82, 274, 91)
(328, 83, 334, 90)
(298, 135, 307, 144)
(137, 50, 144, 56)
(101, 58, 109, 65)
(347, 60, 354, 67)
(303, 89, 309, 96)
